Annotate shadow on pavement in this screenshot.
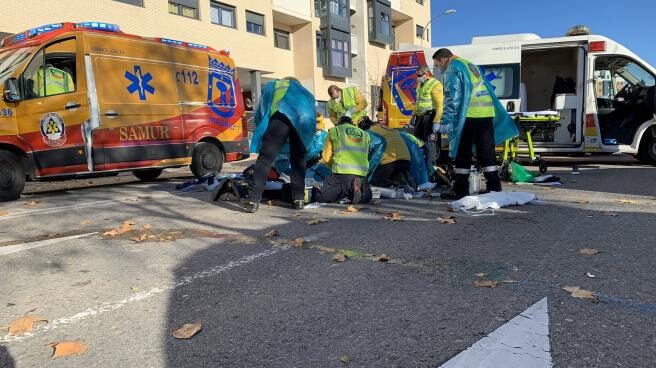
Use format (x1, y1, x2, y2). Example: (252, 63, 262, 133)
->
(0, 346, 15, 368)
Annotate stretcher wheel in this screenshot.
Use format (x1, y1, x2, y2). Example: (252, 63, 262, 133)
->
(500, 162, 511, 182)
(538, 160, 548, 174)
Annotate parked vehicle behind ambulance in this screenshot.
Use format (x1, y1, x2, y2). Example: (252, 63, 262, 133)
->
(381, 27, 656, 164)
(0, 22, 249, 201)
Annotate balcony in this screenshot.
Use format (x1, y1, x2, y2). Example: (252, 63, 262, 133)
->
(272, 0, 312, 26)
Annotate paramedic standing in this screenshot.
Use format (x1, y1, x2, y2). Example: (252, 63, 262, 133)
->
(327, 85, 368, 125)
(412, 65, 443, 165)
(432, 48, 517, 200)
(242, 78, 316, 213)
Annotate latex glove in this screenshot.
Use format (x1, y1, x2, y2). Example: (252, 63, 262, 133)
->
(433, 123, 448, 134)
(344, 109, 353, 118)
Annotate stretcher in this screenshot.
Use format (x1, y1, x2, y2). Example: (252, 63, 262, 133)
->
(499, 111, 561, 180)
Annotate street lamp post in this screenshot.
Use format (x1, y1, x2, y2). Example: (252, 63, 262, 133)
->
(421, 9, 456, 48)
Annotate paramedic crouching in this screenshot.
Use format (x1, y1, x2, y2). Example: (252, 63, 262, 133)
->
(432, 48, 518, 200)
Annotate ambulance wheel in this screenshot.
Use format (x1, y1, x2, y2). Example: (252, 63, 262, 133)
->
(637, 134, 656, 165)
(133, 168, 163, 181)
(0, 150, 25, 202)
(191, 142, 223, 178)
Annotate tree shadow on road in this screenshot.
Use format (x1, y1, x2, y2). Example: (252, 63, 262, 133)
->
(0, 346, 15, 368)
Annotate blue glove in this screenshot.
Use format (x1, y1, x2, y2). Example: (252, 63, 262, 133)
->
(432, 123, 448, 134)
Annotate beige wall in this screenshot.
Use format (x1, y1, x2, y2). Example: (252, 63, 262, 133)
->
(0, 0, 429, 105)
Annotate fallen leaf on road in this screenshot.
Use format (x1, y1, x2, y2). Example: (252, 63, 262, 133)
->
(292, 238, 305, 247)
(586, 272, 596, 278)
(80, 220, 91, 225)
(575, 200, 591, 204)
(474, 280, 499, 288)
(617, 199, 636, 204)
(346, 205, 358, 212)
(49, 341, 88, 359)
(501, 280, 518, 284)
(339, 355, 351, 363)
(7, 315, 48, 336)
(143, 224, 152, 230)
(291, 213, 301, 218)
(25, 201, 38, 207)
(384, 212, 403, 221)
(130, 287, 140, 292)
(317, 246, 337, 254)
(577, 248, 601, 255)
(103, 220, 135, 237)
(562, 286, 597, 301)
(264, 230, 279, 238)
(0, 210, 8, 217)
(474, 272, 488, 277)
(171, 321, 202, 339)
(306, 217, 328, 225)
(377, 254, 390, 262)
(333, 254, 348, 262)
(437, 216, 457, 224)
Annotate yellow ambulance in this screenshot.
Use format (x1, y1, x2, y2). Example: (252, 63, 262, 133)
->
(0, 22, 249, 201)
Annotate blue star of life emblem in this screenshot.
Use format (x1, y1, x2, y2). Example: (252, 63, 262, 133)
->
(125, 65, 155, 101)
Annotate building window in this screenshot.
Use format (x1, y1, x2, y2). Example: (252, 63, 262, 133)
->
(391, 25, 396, 50)
(316, 101, 329, 119)
(329, 0, 348, 20)
(211, 2, 235, 28)
(331, 38, 350, 69)
(274, 29, 290, 50)
(314, 0, 327, 17)
(368, 0, 392, 45)
(416, 24, 424, 39)
(114, 0, 143, 6)
(316, 32, 327, 67)
(246, 11, 265, 35)
(168, 0, 199, 19)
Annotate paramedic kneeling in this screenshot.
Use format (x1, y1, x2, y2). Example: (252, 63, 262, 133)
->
(433, 48, 502, 200)
(313, 116, 372, 204)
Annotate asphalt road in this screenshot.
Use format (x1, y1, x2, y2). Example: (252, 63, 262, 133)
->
(1, 155, 655, 368)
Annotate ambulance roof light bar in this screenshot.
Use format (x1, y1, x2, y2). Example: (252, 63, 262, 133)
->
(27, 23, 64, 38)
(590, 41, 606, 53)
(75, 22, 121, 33)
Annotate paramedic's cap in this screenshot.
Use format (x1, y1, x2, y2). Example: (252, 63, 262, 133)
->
(416, 65, 432, 75)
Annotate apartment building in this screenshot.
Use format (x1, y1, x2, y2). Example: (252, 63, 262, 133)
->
(0, 0, 431, 118)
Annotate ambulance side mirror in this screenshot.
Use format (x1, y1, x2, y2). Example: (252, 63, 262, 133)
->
(3, 78, 20, 102)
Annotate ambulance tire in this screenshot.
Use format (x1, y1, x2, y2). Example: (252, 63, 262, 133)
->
(0, 150, 25, 202)
(133, 168, 163, 181)
(191, 142, 223, 178)
(637, 134, 656, 165)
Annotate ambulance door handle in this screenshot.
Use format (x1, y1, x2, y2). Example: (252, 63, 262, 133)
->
(65, 102, 81, 110)
(104, 110, 120, 118)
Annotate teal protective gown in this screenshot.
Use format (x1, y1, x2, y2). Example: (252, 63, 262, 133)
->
(440, 59, 519, 158)
(250, 80, 316, 154)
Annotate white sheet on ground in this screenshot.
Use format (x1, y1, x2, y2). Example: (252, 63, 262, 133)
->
(450, 192, 536, 211)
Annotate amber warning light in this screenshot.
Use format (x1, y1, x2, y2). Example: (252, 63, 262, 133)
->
(590, 41, 606, 52)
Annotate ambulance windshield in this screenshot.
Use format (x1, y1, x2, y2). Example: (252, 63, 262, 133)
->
(0, 47, 34, 86)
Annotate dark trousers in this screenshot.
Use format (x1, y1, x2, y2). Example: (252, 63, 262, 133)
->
(313, 174, 372, 204)
(413, 110, 438, 164)
(370, 160, 412, 188)
(252, 112, 307, 202)
(453, 117, 501, 195)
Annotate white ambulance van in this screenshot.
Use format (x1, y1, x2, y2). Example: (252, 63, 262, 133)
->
(387, 27, 656, 163)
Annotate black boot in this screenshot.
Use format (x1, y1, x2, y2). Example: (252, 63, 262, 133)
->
(440, 174, 469, 200)
(292, 200, 305, 210)
(483, 171, 502, 193)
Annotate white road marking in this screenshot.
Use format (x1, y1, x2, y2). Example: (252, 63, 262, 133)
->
(0, 246, 290, 343)
(440, 297, 552, 368)
(0, 233, 98, 256)
(0, 193, 173, 221)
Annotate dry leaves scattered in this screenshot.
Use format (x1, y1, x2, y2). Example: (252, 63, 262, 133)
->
(25, 201, 38, 207)
(341, 205, 359, 214)
(49, 341, 89, 359)
(474, 280, 499, 288)
(339, 355, 351, 364)
(306, 217, 328, 225)
(317, 246, 337, 254)
(291, 238, 305, 247)
(474, 272, 488, 277)
(80, 220, 92, 226)
(617, 199, 636, 204)
(383, 212, 403, 221)
(562, 286, 597, 301)
(437, 216, 457, 224)
(7, 314, 48, 336)
(171, 321, 202, 339)
(264, 230, 279, 238)
(377, 254, 390, 262)
(103, 220, 135, 236)
(577, 248, 601, 255)
(575, 200, 591, 204)
(0, 210, 8, 217)
(143, 224, 152, 230)
(333, 254, 348, 262)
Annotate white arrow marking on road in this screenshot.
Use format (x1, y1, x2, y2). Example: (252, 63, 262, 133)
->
(440, 297, 552, 368)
